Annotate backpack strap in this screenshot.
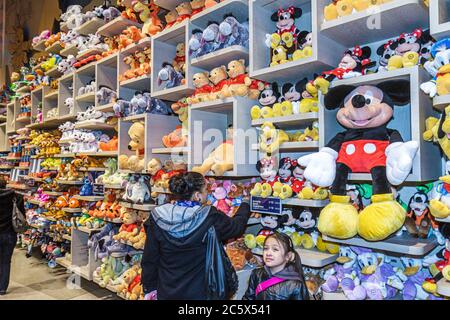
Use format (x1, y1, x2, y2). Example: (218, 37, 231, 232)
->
(255, 277, 286, 296)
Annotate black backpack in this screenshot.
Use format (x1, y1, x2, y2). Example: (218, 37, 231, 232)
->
(12, 194, 27, 233)
(204, 226, 238, 300)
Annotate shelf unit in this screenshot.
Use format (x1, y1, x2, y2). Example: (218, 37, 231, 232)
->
(430, 0, 450, 40)
(322, 234, 438, 257)
(119, 201, 156, 211)
(320, 66, 441, 182)
(251, 112, 319, 129)
(189, 97, 258, 177)
(319, 0, 429, 47)
(151, 20, 195, 101)
(249, 0, 345, 83)
(75, 17, 106, 36)
(74, 62, 96, 114)
(43, 86, 59, 121)
(97, 17, 142, 37)
(45, 41, 64, 54)
(96, 52, 119, 110)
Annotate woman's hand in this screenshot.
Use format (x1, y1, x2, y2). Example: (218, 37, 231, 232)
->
(144, 290, 157, 300)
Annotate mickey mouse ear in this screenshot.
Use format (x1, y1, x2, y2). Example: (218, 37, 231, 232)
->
(323, 85, 356, 110)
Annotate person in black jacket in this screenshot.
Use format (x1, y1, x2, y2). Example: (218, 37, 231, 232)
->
(141, 172, 251, 300)
(0, 178, 24, 295)
(243, 232, 309, 300)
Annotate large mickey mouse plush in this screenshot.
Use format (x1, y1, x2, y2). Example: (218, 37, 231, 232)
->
(298, 80, 419, 241)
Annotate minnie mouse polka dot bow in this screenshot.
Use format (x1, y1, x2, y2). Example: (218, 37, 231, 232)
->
(260, 157, 277, 167)
(278, 6, 295, 17)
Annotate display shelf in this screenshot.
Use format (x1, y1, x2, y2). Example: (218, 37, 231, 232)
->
(282, 198, 329, 208)
(92, 277, 118, 294)
(191, 0, 249, 28)
(58, 114, 77, 122)
(119, 201, 156, 211)
(55, 256, 72, 269)
(321, 66, 441, 183)
(45, 66, 61, 78)
(44, 90, 59, 100)
(319, 0, 429, 47)
(151, 147, 189, 154)
(77, 151, 118, 157)
(75, 92, 96, 103)
(74, 226, 102, 234)
(250, 0, 345, 83)
(94, 102, 115, 112)
(97, 16, 142, 37)
(62, 207, 83, 213)
(72, 195, 104, 201)
(151, 187, 172, 194)
(60, 44, 79, 57)
(74, 121, 115, 130)
(432, 94, 450, 111)
(151, 84, 194, 102)
(43, 191, 63, 196)
(120, 36, 151, 56)
(437, 278, 450, 298)
(0, 165, 13, 169)
(430, 0, 450, 40)
(103, 217, 123, 224)
(32, 39, 46, 52)
(56, 179, 84, 185)
(119, 74, 151, 91)
(15, 166, 30, 170)
(16, 86, 30, 95)
(251, 112, 319, 129)
(191, 45, 249, 70)
(53, 153, 76, 158)
(97, 52, 118, 68)
(71, 265, 91, 281)
(0, 115, 7, 122)
(322, 291, 347, 301)
(45, 41, 64, 54)
(252, 141, 320, 152)
(154, 0, 184, 10)
(78, 167, 106, 172)
(27, 198, 47, 206)
(75, 17, 106, 35)
(103, 184, 124, 189)
(16, 116, 31, 124)
(63, 234, 72, 241)
(322, 234, 438, 257)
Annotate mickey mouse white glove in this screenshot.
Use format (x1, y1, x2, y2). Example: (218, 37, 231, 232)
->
(420, 80, 437, 98)
(385, 141, 419, 186)
(264, 34, 272, 48)
(298, 147, 337, 188)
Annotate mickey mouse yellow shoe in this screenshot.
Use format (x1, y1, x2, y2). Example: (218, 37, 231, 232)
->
(279, 184, 293, 200)
(336, 0, 353, 16)
(298, 186, 314, 200)
(271, 182, 283, 198)
(313, 188, 329, 200)
(260, 183, 273, 198)
(300, 233, 315, 249)
(324, 3, 338, 21)
(270, 33, 281, 49)
(250, 183, 263, 197)
(357, 193, 406, 241)
(429, 199, 450, 219)
(292, 50, 305, 61)
(272, 103, 283, 117)
(280, 101, 293, 116)
(261, 106, 274, 119)
(250, 106, 262, 120)
(318, 195, 359, 239)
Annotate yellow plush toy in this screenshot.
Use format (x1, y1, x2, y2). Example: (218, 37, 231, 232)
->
(271, 47, 289, 66)
(387, 52, 419, 70)
(259, 122, 289, 155)
(118, 122, 146, 172)
(423, 106, 450, 160)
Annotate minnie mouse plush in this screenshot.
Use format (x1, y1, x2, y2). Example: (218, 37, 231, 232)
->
(314, 46, 376, 94)
(298, 80, 419, 241)
(250, 157, 279, 198)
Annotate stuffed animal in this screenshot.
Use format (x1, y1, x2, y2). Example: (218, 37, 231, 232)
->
(157, 63, 185, 89)
(421, 38, 450, 98)
(221, 59, 252, 98)
(191, 0, 205, 15)
(189, 28, 205, 58)
(250, 82, 281, 120)
(96, 86, 117, 105)
(118, 122, 145, 172)
(133, 1, 163, 36)
(165, 10, 179, 30)
(259, 122, 289, 155)
(192, 125, 234, 176)
(175, 2, 192, 23)
(428, 161, 450, 219)
(250, 157, 279, 198)
(99, 136, 118, 152)
(173, 43, 186, 75)
(210, 181, 234, 216)
(219, 13, 249, 48)
(162, 126, 187, 148)
(147, 158, 163, 176)
(298, 81, 419, 241)
(187, 72, 213, 104)
(208, 65, 229, 100)
(80, 177, 93, 196)
(423, 106, 450, 159)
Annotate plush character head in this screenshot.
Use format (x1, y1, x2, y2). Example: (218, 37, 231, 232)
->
(298, 31, 313, 49)
(55, 195, 69, 208)
(278, 157, 293, 181)
(227, 59, 246, 79)
(395, 28, 429, 56)
(377, 39, 399, 70)
(324, 80, 410, 130)
(121, 209, 138, 225)
(193, 72, 211, 88)
(69, 198, 80, 208)
(202, 21, 220, 42)
(339, 46, 373, 73)
(256, 157, 278, 181)
(270, 6, 302, 31)
(407, 191, 428, 218)
(297, 208, 316, 231)
(189, 29, 203, 53)
(176, 43, 185, 57)
(175, 2, 192, 15)
(191, 0, 205, 9)
(259, 82, 280, 106)
(147, 158, 162, 175)
(281, 78, 309, 102)
(209, 65, 228, 85)
(127, 122, 145, 153)
(165, 10, 179, 24)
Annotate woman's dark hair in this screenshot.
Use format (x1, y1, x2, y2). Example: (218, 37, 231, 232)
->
(169, 172, 205, 200)
(264, 232, 306, 283)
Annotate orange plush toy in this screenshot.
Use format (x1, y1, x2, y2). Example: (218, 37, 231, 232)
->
(133, 1, 164, 36)
(162, 126, 187, 148)
(55, 195, 69, 209)
(69, 198, 80, 208)
(191, 0, 206, 15)
(164, 10, 179, 30)
(123, 26, 144, 43)
(99, 136, 118, 152)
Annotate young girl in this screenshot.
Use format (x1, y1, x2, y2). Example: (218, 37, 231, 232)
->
(243, 232, 310, 300)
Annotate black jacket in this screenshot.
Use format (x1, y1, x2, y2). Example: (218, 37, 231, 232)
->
(0, 189, 24, 234)
(243, 266, 310, 300)
(141, 202, 250, 300)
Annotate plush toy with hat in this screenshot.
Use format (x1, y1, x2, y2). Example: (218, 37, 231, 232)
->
(421, 38, 450, 98)
(298, 80, 419, 241)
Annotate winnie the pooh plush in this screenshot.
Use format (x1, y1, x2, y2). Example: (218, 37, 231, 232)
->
(114, 208, 140, 242)
(165, 10, 179, 30)
(192, 126, 234, 176)
(175, 2, 192, 23)
(118, 121, 146, 172)
(221, 59, 252, 98)
(191, 0, 205, 15)
(147, 158, 163, 175)
(188, 72, 213, 104)
(208, 65, 229, 100)
(173, 43, 186, 75)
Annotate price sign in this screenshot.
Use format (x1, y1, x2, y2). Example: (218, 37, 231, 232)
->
(250, 196, 282, 215)
(93, 183, 104, 195)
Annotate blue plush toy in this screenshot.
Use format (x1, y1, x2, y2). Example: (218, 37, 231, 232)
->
(157, 63, 184, 89)
(80, 177, 93, 196)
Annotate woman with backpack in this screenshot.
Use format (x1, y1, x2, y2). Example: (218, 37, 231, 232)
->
(141, 172, 251, 300)
(0, 177, 25, 295)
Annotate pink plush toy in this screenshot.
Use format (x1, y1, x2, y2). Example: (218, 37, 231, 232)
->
(33, 30, 51, 45)
(211, 181, 233, 216)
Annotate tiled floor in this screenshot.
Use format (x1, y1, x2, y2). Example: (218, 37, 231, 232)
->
(0, 249, 120, 300)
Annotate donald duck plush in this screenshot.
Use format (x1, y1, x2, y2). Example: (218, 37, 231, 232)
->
(421, 38, 450, 97)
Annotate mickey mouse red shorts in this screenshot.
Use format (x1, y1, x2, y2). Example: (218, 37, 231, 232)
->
(336, 140, 389, 173)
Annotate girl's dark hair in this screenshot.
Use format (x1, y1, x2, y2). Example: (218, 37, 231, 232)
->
(0, 177, 7, 189)
(264, 232, 306, 283)
(169, 172, 205, 200)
